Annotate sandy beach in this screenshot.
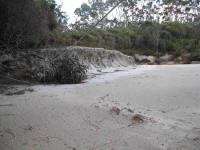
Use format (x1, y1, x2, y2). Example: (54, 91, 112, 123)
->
(0, 64, 200, 150)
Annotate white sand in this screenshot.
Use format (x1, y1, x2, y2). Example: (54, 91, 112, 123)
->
(0, 65, 200, 150)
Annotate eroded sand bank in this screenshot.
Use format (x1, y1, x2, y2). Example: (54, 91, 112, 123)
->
(0, 65, 200, 150)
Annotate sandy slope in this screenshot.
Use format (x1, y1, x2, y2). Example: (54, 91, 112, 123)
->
(0, 65, 200, 150)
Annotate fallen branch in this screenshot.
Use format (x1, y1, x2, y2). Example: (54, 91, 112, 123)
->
(0, 75, 31, 84)
(0, 63, 12, 70)
(25, 53, 44, 59)
(0, 104, 13, 107)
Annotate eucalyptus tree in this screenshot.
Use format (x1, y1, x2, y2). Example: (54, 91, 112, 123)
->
(89, 0, 109, 28)
(106, 0, 139, 26)
(162, 0, 200, 22)
(74, 3, 91, 28)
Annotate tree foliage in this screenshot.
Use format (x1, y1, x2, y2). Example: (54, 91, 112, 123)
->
(65, 21, 200, 56)
(68, 0, 200, 56)
(0, 0, 68, 53)
(1, 0, 200, 57)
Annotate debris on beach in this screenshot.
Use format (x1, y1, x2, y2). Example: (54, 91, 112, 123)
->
(5, 88, 34, 96)
(110, 106, 121, 115)
(131, 114, 145, 125)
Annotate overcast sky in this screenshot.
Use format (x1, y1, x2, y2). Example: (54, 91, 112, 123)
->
(55, 0, 89, 23)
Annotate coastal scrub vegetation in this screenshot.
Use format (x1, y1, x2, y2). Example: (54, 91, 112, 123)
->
(0, 0, 200, 83)
(0, 0, 200, 57)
